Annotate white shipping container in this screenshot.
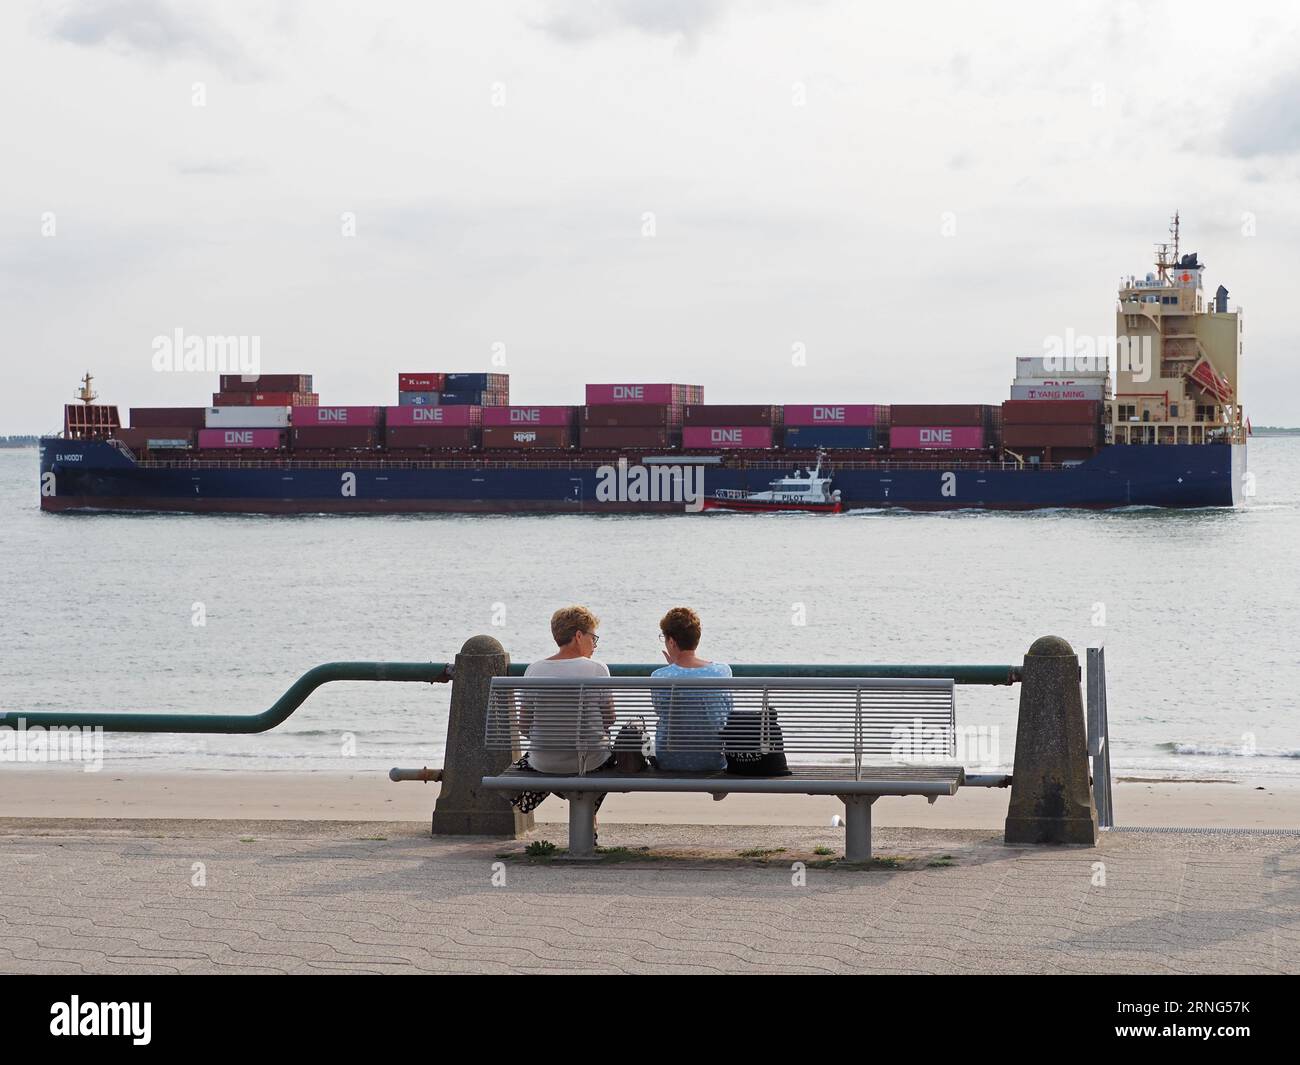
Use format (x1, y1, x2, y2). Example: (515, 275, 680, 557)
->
(205, 406, 291, 428)
(1016, 356, 1109, 379)
(1010, 382, 1108, 401)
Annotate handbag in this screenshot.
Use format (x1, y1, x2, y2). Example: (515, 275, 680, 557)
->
(613, 717, 649, 773)
(721, 706, 791, 776)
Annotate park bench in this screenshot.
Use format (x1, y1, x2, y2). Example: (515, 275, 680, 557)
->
(480, 675, 965, 859)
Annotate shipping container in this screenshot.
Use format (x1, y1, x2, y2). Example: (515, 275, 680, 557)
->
(198, 428, 285, 449)
(212, 391, 316, 407)
(385, 405, 481, 427)
(481, 406, 577, 427)
(582, 403, 681, 427)
(1015, 356, 1109, 379)
(398, 391, 440, 407)
(444, 373, 509, 391)
(889, 404, 990, 427)
(782, 404, 879, 427)
(205, 406, 291, 428)
(1001, 424, 1100, 448)
(292, 405, 384, 426)
(585, 383, 703, 405)
(1009, 382, 1108, 402)
(1001, 399, 1102, 425)
(684, 405, 782, 427)
(682, 426, 775, 449)
(130, 407, 208, 429)
(218, 373, 313, 393)
(579, 427, 676, 449)
(384, 426, 479, 449)
(440, 390, 509, 406)
(782, 426, 878, 449)
(291, 426, 379, 449)
(119, 425, 196, 445)
(889, 425, 987, 449)
(481, 426, 575, 449)
(398, 373, 447, 392)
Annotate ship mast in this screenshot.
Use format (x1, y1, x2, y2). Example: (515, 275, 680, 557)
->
(74, 372, 98, 405)
(1155, 210, 1180, 282)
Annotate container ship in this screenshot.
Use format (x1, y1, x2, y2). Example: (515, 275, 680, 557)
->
(39, 218, 1246, 514)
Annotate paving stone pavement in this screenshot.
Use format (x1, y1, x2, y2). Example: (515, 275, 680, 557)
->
(1, 819, 1296, 974)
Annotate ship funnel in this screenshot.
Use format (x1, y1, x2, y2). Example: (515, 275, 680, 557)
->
(1215, 284, 1228, 313)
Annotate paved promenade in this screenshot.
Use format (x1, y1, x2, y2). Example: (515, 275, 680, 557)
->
(1, 819, 1296, 974)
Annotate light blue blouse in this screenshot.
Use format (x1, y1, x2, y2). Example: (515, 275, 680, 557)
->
(650, 662, 732, 771)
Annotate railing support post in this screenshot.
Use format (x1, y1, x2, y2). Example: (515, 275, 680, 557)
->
(431, 635, 532, 837)
(1004, 635, 1098, 846)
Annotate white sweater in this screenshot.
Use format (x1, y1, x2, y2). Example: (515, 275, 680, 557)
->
(522, 657, 613, 774)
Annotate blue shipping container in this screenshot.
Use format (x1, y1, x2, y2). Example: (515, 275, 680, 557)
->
(399, 391, 440, 406)
(445, 373, 501, 390)
(440, 391, 485, 405)
(783, 426, 877, 449)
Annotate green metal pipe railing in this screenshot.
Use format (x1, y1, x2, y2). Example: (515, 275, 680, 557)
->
(0, 661, 451, 733)
(0, 659, 1017, 735)
(510, 663, 1021, 684)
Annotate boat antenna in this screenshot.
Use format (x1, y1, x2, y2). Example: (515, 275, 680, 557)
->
(1155, 210, 1179, 282)
(74, 372, 97, 405)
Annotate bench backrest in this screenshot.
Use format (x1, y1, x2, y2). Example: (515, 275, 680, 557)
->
(486, 676, 956, 776)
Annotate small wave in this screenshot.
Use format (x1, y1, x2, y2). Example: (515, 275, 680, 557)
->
(1160, 741, 1300, 759)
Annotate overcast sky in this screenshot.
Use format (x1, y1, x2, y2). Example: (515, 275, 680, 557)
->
(4, 0, 1300, 432)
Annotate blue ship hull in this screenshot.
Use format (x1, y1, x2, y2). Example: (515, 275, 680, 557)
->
(38, 440, 1245, 513)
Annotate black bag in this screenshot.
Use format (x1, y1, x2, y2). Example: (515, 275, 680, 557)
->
(721, 708, 791, 776)
(613, 718, 649, 773)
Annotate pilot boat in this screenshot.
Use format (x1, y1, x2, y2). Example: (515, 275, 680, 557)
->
(702, 451, 843, 513)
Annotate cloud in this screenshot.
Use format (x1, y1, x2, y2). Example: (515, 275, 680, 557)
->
(174, 157, 266, 177)
(527, 0, 730, 45)
(1222, 71, 1300, 157)
(41, 0, 262, 77)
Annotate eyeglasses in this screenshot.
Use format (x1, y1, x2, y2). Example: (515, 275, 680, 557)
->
(584, 631, 600, 646)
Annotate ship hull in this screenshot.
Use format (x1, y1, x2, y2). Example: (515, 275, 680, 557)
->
(38, 441, 1245, 514)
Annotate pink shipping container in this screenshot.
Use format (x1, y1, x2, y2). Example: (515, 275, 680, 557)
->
(292, 405, 384, 426)
(585, 383, 702, 405)
(198, 428, 284, 449)
(481, 406, 577, 427)
(682, 426, 774, 449)
(385, 405, 482, 427)
(783, 404, 879, 427)
(890, 425, 987, 449)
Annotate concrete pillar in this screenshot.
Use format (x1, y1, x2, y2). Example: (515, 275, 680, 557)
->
(431, 635, 533, 837)
(1004, 635, 1099, 846)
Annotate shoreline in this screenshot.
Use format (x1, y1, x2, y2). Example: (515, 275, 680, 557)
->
(3, 768, 1300, 829)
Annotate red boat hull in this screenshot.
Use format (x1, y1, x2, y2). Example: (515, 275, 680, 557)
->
(702, 497, 842, 513)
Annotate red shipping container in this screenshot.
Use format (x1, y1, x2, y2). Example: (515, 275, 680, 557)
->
(582, 404, 682, 427)
(890, 425, 987, 449)
(121, 425, 195, 445)
(130, 407, 208, 428)
(585, 383, 701, 405)
(398, 373, 447, 392)
(214, 391, 315, 406)
(889, 404, 990, 427)
(481, 426, 574, 449)
(219, 373, 313, 393)
(212, 392, 253, 405)
(385, 405, 481, 427)
(198, 428, 285, 449)
(682, 426, 775, 449)
(291, 426, 378, 449)
(384, 426, 479, 449)
(1002, 424, 1099, 448)
(782, 404, 879, 427)
(481, 406, 576, 427)
(579, 427, 676, 449)
(1001, 400, 1101, 425)
(292, 405, 384, 426)
(684, 405, 782, 427)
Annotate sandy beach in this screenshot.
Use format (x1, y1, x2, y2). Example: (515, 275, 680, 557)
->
(3, 767, 1299, 829)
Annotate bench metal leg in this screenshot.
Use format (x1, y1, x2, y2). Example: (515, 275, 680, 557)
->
(568, 793, 597, 858)
(842, 796, 875, 862)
